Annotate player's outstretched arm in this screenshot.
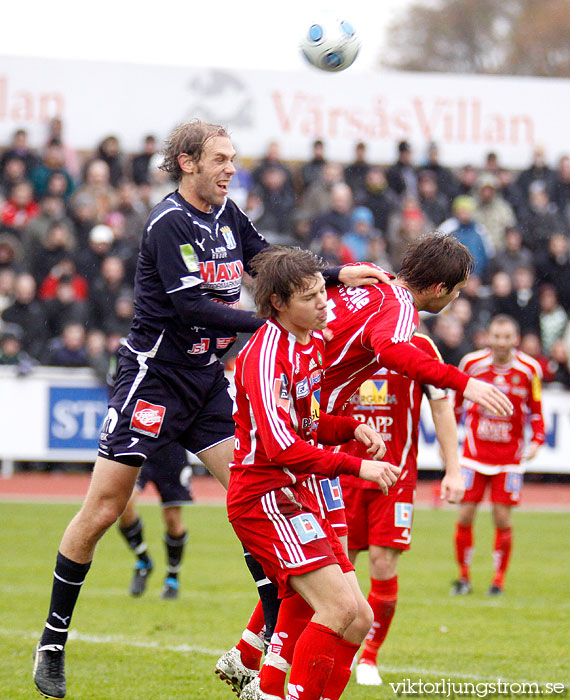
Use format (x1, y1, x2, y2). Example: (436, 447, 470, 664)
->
(338, 264, 391, 287)
(354, 422, 386, 460)
(359, 460, 401, 496)
(463, 377, 514, 417)
(429, 398, 464, 504)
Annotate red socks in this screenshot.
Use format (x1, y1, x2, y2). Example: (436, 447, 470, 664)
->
(259, 594, 314, 698)
(236, 600, 265, 671)
(320, 637, 360, 700)
(358, 575, 398, 666)
(286, 622, 340, 700)
(455, 523, 473, 580)
(492, 527, 512, 587)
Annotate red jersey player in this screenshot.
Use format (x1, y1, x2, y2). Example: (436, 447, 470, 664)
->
(336, 333, 465, 686)
(227, 246, 401, 700)
(321, 234, 513, 420)
(452, 314, 545, 596)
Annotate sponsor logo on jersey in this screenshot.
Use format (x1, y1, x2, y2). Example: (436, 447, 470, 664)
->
(199, 259, 243, 284)
(274, 374, 290, 411)
(320, 477, 344, 511)
(290, 512, 326, 543)
(476, 417, 512, 443)
(395, 502, 413, 528)
(188, 338, 211, 354)
(309, 369, 322, 388)
(216, 336, 237, 349)
(296, 378, 310, 398)
(532, 373, 541, 401)
(309, 358, 317, 370)
(220, 225, 237, 249)
(311, 389, 320, 424)
(212, 246, 228, 259)
(340, 285, 370, 311)
(130, 399, 166, 438)
(358, 379, 388, 406)
(179, 243, 199, 273)
(505, 472, 523, 494)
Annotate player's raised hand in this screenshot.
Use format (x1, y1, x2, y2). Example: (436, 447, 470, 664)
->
(354, 422, 386, 460)
(359, 460, 401, 495)
(464, 378, 514, 417)
(338, 264, 391, 287)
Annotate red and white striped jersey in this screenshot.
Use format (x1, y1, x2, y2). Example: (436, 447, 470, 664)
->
(456, 348, 545, 474)
(321, 282, 468, 415)
(227, 319, 363, 520)
(338, 333, 448, 490)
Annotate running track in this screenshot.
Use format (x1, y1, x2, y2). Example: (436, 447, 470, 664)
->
(0, 473, 568, 509)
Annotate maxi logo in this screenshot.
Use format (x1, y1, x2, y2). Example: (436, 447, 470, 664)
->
(199, 259, 243, 283)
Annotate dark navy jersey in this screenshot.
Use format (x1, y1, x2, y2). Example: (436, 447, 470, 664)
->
(123, 190, 267, 367)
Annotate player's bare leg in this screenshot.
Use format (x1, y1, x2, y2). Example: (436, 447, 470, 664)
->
(61, 456, 141, 562)
(489, 503, 513, 595)
(197, 437, 233, 488)
(35, 457, 140, 699)
(350, 545, 400, 686)
(452, 502, 477, 595)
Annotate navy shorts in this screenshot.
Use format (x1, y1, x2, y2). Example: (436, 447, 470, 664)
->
(98, 352, 234, 466)
(136, 442, 193, 506)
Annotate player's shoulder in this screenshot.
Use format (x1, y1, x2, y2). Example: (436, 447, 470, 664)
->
(459, 348, 492, 371)
(412, 332, 443, 360)
(513, 350, 543, 378)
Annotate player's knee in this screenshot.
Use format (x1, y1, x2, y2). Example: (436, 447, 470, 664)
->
(321, 588, 358, 634)
(353, 598, 374, 641)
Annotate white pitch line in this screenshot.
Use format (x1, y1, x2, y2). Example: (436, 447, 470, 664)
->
(4, 628, 559, 687)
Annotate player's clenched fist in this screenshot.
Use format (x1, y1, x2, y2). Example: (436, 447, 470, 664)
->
(354, 422, 386, 460)
(359, 460, 401, 495)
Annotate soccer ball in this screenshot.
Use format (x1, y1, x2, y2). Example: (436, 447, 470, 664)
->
(300, 18, 360, 72)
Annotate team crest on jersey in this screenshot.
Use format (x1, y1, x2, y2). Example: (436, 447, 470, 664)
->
(130, 399, 166, 438)
(358, 379, 388, 406)
(220, 225, 236, 249)
(274, 374, 290, 411)
(317, 351, 323, 366)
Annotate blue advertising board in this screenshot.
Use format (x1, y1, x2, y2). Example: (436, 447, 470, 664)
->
(48, 386, 109, 450)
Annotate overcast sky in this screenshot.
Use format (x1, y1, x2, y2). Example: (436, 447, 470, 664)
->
(2, 0, 412, 72)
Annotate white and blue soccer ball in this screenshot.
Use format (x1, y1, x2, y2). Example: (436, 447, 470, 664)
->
(300, 18, 360, 72)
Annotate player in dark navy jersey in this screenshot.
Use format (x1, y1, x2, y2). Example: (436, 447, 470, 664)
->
(33, 119, 389, 699)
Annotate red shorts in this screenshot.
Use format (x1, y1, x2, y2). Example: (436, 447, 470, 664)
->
(461, 468, 523, 506)
(303, 475, 348, 537)
(230, 485, 353, 599)
(343, 484, 415, 551)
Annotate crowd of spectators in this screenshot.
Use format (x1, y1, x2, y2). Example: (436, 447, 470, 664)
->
(1, 121, 570, 391)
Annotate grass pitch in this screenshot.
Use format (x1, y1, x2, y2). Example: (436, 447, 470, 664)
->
(1, 501, 568, 699)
